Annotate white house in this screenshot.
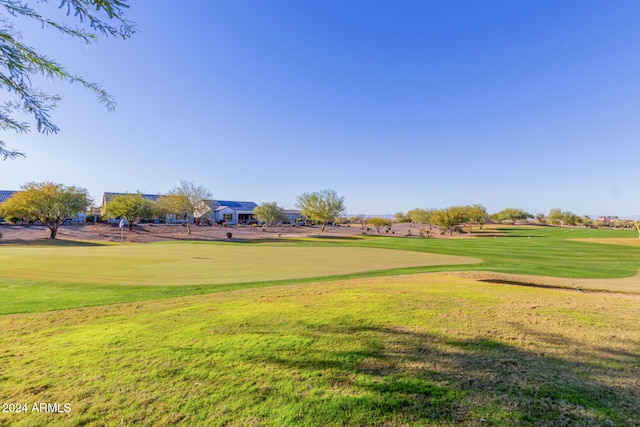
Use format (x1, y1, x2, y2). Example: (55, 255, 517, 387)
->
(101, 193, 262, 225)
(284, 209, 305, 224)
(213, 200, 258, 225)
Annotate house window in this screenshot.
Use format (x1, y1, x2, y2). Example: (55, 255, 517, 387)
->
(224, 214, 233, 222)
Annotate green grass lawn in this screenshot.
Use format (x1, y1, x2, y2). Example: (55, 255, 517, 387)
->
(349, 226, 640, 278)
(0, 274, 638, 426)
(2, 226, 640, 314)
(1, 226, 639, 425)
(0, 243, 477, 314)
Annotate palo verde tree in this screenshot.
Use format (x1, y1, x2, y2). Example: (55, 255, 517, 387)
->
(465, 204, 489, 231)
(103, 193, 155, 231)
(547, 208, 582, 227)
(296, 189, 345, 231)
(157, 181, 212, 235)
(535, 212, 547, 224)
(431, 206, 470, 235)
(394, 212, 411, 223)
(496, 208, 532, 225)
(0, 182, 91, 238)
(0, 0, 136, 160)
(562, 211, 581, 227)
(349, 214, 367, 229)
(408, 208, 435, 230)
(253, 202, 287, 231)
(547, 208, 565, 226)
(367, 217, 392, 234)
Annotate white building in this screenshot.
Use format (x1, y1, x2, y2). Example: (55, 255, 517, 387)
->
(213, 200, 258, 225)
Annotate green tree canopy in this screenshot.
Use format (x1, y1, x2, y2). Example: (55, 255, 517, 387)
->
(496, 208, 532, 225)
(432, 206, 470, 235)
(296, 189, 345, 231)
(407, 208, 435, 230)
(103, 193, 155, 231)
(562, 211, 581, 227)
(0, 181, 91, 238)
(465, 204, 489, 230)
(349, 215, 367, 229)
(394, 212, 411, 223)
(547, 208, 564, 226)
(253, 202, 287, 231)
(366, 217, 393, 233)
(0, 0, 135, 160)
(157, 181, 212, 234)
(546, 208, 583, 227)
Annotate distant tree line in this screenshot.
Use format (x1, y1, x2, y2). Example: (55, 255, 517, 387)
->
(2, 182, 639, 239)
(393, 205, 640, 236)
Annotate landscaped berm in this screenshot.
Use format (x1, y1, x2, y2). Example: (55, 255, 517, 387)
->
(1, 224, 639, 426)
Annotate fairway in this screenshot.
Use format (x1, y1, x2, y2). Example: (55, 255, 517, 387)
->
(0, 242, 479, 285)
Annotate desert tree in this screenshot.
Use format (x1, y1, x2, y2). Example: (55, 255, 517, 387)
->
(0, 0, 136, 160)
(333, 216, 351, 225)
(547, 208, 564, 226)
(546, 208, 582, 227)
(535, 212, 547, 224)
(408, 208, 435, 230)
(0, 181, 91, 238)
(611, 218, 630, 229)
(253, 202, 287, 231)
(157, 181, 212, 234)
(103, 193, 155, 231)
(432, 206, 470, 235)
(349, 215, 367, 229)
(367, 217, 392, 233)
(562, 211, 581, 227)
(394, 211, 411, 223)
(465, 204, 489, 231)
(496, 208, 532, 225)
(296, 189, 345, 232)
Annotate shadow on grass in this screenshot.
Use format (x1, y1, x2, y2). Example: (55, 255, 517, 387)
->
(0, 238, 107, 247)
(231, 235, 367, 244)
(232, 324, 639, 426)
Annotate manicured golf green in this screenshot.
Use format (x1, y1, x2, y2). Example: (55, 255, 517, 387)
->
(0, 242, 479, 285)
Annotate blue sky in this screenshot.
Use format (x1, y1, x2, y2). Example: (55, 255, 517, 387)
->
(2, 1, 640, 216)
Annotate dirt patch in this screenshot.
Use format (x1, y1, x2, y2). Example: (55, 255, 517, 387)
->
(0, 222, 480, 244)
(0, 223, 365, 244)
